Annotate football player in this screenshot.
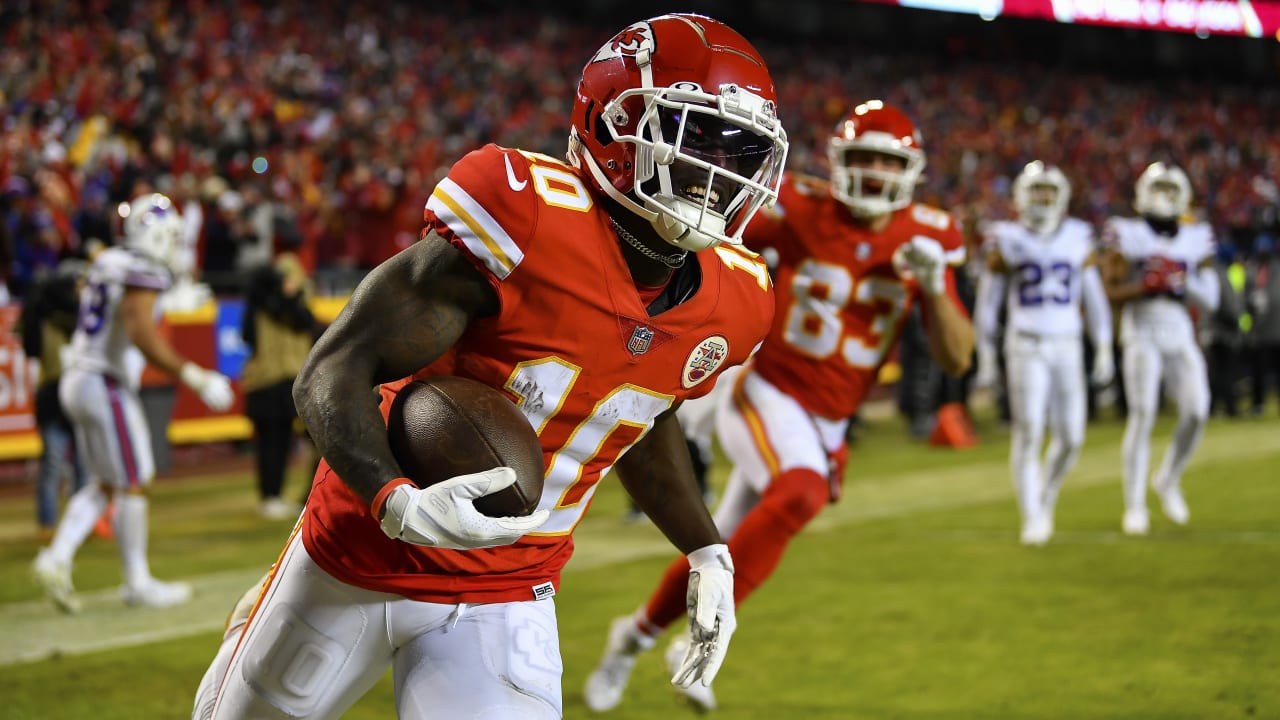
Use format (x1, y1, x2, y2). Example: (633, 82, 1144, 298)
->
(193, 14, 786, 720)
(585, 100, 974, 712)
(974, 161, 1114, 546)
(1101, 162, 1218, 535)
(31, 193, 234, 613)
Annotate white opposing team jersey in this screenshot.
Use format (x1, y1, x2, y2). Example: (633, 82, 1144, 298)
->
(64, 247, 171, 380)
(989, 217, 1096, 338)
(1105, 216, 1214, 344)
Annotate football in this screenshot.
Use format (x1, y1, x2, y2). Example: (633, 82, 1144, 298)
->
(387, 376, 545, 518)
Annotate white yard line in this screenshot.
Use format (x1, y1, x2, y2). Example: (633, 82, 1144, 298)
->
(1, 422, 1275, 667)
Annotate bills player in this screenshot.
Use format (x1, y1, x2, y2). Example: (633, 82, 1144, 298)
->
(1101, 162, 1218, 535)
(974, 162, 1114, 546)
(192, 14, 786, 720)
(585, 100, 974, 712)
(31, 193, 234, 613)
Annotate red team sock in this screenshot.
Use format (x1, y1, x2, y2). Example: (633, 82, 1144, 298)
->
(641, 468, 830, 632)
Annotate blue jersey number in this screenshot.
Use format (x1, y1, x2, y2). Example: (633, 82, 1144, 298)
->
(1015, 262, 1072, 306)
(77, 280, 110, 335)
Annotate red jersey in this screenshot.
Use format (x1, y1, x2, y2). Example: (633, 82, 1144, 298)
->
(303, 145, 774, 604)
(741, 173, 965, 420)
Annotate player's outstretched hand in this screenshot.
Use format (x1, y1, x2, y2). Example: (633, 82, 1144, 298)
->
(180, 363, 235, 412)
(672, 544, 736, 689)
(973, 342, 1000, 390)
(1090, 343, 1116, 387)
(896, 236, 947, 296)
(377, 468, 549, 550)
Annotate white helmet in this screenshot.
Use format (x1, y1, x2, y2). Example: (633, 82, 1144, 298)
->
(122, 193, 184, 269)
(1012, 161, 1070, 233)
(1134, 162, 1191, 221)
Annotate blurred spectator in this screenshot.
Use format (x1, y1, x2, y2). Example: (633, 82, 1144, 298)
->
(896, 306, 940, 438)
(240, 252, 316, 520)
(202, 190, 255, 293)
(70, 184, 114, 258)
(1246, 234, 1280, 415)
(1205, 242, 1246, 418)
(18, 259, 88, 540)
(1, 1, 1277, 300)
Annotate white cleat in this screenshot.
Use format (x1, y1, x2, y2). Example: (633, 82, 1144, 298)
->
(259, 497, 302, 521)
(665, 636, 717, 713)
(1020, 514, 1053, 546)
(1152, 477, 1190, 525)
(1122, 508, 1150, 536)
(32, 548, 81, 614)
(121, 578, 193, 609)
(584, 616, 655, 712)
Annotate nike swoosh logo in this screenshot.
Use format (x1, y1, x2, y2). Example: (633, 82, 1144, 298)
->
(504, 154, 528, 192)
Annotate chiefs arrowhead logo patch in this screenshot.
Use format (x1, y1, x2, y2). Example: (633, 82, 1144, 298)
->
(591, 22, 655, 64)
(682, 336, 729, 389)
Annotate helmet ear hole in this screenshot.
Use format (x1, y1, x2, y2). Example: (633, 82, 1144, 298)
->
(583, 101, 614, 148)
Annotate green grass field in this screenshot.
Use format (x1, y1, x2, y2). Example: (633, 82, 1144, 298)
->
(0, 407, 1277, 719)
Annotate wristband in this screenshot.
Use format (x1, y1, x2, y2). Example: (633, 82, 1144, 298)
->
(371, 477, 415, 519)
(687, 543, 733, 572)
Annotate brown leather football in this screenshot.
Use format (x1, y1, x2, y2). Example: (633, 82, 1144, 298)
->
(387, 376, 545, 517)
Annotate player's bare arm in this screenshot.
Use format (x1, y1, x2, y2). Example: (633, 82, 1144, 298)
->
(614, 406, 721, 554)
(986, 248, 1009, 274)
(921, 282, 975, 376)
(1101, 247, 1146, 303)
(294, 231, 499, 506)
(120, 287, 190, 376)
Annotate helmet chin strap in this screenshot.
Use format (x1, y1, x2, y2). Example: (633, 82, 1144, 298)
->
(575, 145, 722, 252)
(652, 198, 723, 251)
(1021, 210, 1059, 235)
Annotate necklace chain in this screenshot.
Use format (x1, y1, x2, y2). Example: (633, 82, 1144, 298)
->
(611, 220, 687, 269)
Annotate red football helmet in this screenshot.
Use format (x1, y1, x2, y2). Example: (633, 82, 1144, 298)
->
(568, 13, 789, 251)
(827, 100, 925, 218)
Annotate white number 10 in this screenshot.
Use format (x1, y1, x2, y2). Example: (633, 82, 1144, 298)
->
(504, 358, 674, 535)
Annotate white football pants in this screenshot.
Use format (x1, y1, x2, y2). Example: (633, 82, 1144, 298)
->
(676, 364, 743, 464)
(1004, 332, 1087, 523)
(1121, 330, 1210, 515)
(197, 530, 562, 720)
(712, 370, 847, 536)
(59, 369, 155, 489)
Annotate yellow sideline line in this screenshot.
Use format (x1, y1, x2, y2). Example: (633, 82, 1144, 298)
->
(0, 416, 254, 460)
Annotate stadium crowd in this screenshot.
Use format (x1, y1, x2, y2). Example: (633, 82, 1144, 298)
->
(2, 0, 1277, 293)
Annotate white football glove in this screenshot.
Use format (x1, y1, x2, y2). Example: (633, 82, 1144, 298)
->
(672, 544, 736, 690)
(1090, 343, 1116, 387)
(894, 236, 948, 297)
(378, 468, 549, 550)
(180, 363, 235, 412)
(973, 341, 1000, 391)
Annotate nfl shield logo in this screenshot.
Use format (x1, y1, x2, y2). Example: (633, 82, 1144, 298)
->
(628, 325, 655, 355)
(856, 242, 871, 261)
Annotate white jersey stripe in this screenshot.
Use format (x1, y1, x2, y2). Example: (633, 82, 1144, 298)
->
(104, 376, 141, 487)
(428, 179, 524, 280)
